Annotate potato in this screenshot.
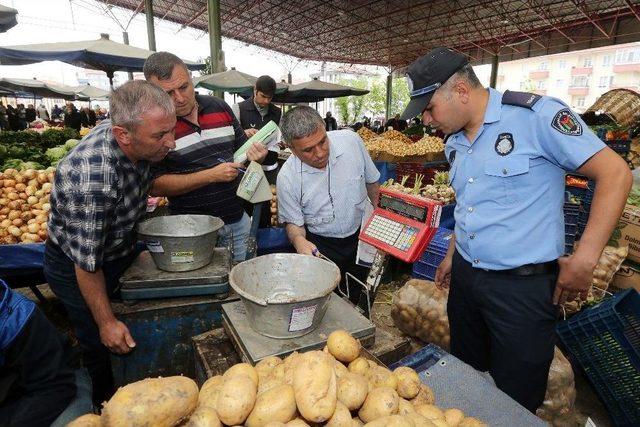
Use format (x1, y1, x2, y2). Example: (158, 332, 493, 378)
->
(358, 387, 399, 422)
(352, 418, 365, 427)
(264, 423, 286, 427)
(223, 362, 259, 386)
(362, 414, 413, 427)
(334, 360, 349, 378)
(398, 398, 416, 415)
(257, 373, 285, 395)
(326, 401, 352, 427)
(430, 420, 449, 427)
(256, 356, 282, 379)
(414, 404, 444, 421)
(292, 351, 337, 422)
(102, 376, 198, 427)
(404, 412, 437, 427)
(394, 367, 421, 399)
(198, 375, 223, 408)
(410, 383, 435, 406)
(246, 384, 297, 427)
(286, 419, 310, 426)
(337, 372, 369, 411)
(216, 374, 257, 425)
(444, 408, 465, 426)
(327, 330, 361, 363)
(348, 357, 370, 376)
(368, 365, 397, 390)
(458, 417, 487, 427)
(185, 406, 221, 427)
(67, 414, 102, 427)
(283, 352, 302, 385)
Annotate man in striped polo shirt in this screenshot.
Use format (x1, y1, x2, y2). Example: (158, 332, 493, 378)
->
(144, 52, 269, 261)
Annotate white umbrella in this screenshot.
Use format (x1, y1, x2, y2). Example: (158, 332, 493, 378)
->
(0, 3, 17, 33)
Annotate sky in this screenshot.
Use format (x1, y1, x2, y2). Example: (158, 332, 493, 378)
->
(0, 0, 338, 88)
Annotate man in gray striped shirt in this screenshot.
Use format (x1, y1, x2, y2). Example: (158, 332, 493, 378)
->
(277, 106, 380, 304)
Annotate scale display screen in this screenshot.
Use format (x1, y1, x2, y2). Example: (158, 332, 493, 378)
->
(379, 194, 427, 222)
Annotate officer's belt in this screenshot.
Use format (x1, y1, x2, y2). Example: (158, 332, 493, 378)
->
(488, 260, 558, 276)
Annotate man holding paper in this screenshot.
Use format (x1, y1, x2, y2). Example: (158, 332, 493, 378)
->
(144, 52, 268, 261)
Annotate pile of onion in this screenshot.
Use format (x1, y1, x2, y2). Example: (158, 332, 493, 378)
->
(0, 168, 55, 244)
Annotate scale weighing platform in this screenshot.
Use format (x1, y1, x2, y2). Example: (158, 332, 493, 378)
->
(119, 248, 231, 300)
(221, 294, 376, 364)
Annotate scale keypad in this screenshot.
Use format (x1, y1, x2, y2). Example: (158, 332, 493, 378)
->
(364, 215, 418, 252)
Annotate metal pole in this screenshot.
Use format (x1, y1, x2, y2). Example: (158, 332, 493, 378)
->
(144, 0, 156, 51)
(207, 0, 223, 97)
(489, 54, 499, 89)
(122, 31, 135, 81)
(287, 72, 292, 84)
(385, 73, 392, 121)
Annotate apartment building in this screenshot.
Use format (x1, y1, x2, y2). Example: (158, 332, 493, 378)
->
(495, 42, 640, 113)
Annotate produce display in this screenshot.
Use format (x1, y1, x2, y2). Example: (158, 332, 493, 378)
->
(392, 279, 450, 350)
(0, 168, 54, 244)
(68, 330, 487, 426)
(0, 128, 79, 170)
(536, 347, 582, 427)
(356, 127, 379, 143)
(357, 127, 445, 160)
(381, 129, 414, 145)
(270, 185, 279, 227)
(562, 245, 628, 315)
(382, 172, 455, 205)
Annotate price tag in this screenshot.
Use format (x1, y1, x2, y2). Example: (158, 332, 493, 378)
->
(288, 305, 317, 332)
(146, 241, 164, 253)
(171, 251, 194, 263)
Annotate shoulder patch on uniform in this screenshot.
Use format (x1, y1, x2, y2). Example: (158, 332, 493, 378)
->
(501, 90, 542, 109)
(551, 108, 583, 136)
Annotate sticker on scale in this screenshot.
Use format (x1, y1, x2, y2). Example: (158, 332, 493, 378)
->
(171, 251, 195, 263)
(288, 305, 317, 332)
(146, 241, 164, 253)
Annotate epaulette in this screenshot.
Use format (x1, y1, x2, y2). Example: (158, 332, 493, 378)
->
(501, 90, 542, 110)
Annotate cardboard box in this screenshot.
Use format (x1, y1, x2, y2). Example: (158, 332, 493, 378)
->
(611, 204, 640, 264)
(612, 261, 640, 292)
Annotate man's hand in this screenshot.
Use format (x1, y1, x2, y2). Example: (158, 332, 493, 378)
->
(99, 319, 136, 354)
(208, 162, 244, 182)
(246, 143, 268, 163)
(292, 235, 318, 256)
(244, 128, 258, 138)
(435, 255, 453, 290)
(553, 255, 595, 305)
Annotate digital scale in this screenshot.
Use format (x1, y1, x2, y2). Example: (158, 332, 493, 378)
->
(347, 188, 442, 317)
(221, 293, 376, 364)
(119, 249, 231, 300)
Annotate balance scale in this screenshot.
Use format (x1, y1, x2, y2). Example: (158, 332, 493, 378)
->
(222, 293, 376, 365)
(119, 248, 231, 300)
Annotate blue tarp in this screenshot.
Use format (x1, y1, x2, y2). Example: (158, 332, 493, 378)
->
(0, 243, 45, 271)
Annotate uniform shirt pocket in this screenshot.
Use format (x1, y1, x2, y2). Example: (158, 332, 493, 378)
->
(484, 155, 530, 205)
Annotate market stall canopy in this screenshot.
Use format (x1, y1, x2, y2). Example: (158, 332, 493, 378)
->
(269, 78, 369, 103)
(0, 3, 17, 33)
(72, 84, 110, 99)
(583, 89, 640, 128)
(100, 0, 640, 68)
(0, 78, 84, 101)
(195, 69, 287, 94)
(0, 34, 205, 86)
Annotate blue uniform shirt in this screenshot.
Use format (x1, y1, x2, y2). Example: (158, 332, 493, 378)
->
(445, 88, 605, 270)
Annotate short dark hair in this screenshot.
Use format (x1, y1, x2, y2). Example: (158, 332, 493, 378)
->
(255, 75, 276, 97)
(143, 51, 187, 80)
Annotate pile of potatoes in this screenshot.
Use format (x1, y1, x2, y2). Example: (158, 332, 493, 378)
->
(391, 279, 450, 350)
(67, 330, 486, 427)
(270, 185, 279, 227)
(536, 347, 581, 427)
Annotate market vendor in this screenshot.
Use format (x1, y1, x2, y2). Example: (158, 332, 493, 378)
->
(401, 47, 632, 412)
(43, 80, 177, 406)
(144, 52, 269, 261)
(277, 106, 380, 304)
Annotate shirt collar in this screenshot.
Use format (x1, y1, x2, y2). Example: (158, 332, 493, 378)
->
(484, 87, 502, 124)
(105, 122, 148, 174)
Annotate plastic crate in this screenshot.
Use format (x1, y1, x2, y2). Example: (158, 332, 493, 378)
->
(412, 260, 438, 281)
(389, 343, 449, 371)
(557, 289, 640, 427)
(606, 139, 631, 154)
(412, 228, 453, 280)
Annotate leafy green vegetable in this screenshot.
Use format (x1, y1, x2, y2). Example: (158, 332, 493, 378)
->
(45, 146, 68, 163)
(64, 139, 80, 150)
(2, 159, 24, 170)
(627, 185, 640, 207)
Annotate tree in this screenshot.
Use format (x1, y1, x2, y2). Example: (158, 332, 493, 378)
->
(334, 77, 368, 125)
(201, 56, 213, 76)
(389, 77, 410, 117)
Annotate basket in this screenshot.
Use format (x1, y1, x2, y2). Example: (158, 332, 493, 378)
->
(584, 89, 640, 129)
(556, 289, 640, 427)
(412, 228, 453, 280)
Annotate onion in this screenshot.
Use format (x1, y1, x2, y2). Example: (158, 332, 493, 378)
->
(46, 172, 55, 182)
(20, 212, 32, 221)
(42, 203, 51, 212)
(25, 186, 36, 196)
(23, 169, 36, 180)
(12, 218, 23, 227)
(4, 169, 17, 177)
(15, 183, 26, 192)
(41, 183, 52, 192)
(37, 229, 47, 240)
(27, 218, 36, 225)
(7, 201, 20, 210)
(37, 173, 48, 184)
(14, 175, 25, 184)
(21, 204, 31, 212)
(27, 196, 38, 205)
(39, 222, 47, 231)
(34, 190, 44, 198)
(0, 207, 9, 215)
(27, 223, 39, 234)
(8, 211, 19, 220)
(0, 219, 11, 228)
(19, 193, 28, 200)
(27, 179, 38, 188)
(35, 214, 48, 223)
(7, 225, 20, 237)
(19, 225, 27, 233)
(0, 198, 6, 205)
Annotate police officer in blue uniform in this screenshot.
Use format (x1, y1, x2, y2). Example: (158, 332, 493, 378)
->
(400, 47, 632, 412)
